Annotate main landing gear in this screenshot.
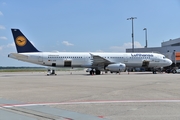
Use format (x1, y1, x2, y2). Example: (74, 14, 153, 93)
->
(152, 67, 163, 74)
(47, 69, 57, 76)
(89, 69, 101, 75)
(152, 69, 157, 74)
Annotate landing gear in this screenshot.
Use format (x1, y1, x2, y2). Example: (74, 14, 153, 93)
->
(89, 69, 101, 75)
(90, 70, 95, 75)
(152, 69, 157, 74)
(172, 69, 176, 74)
(47, 69, 57, 76)
(95, 70, 101, 75)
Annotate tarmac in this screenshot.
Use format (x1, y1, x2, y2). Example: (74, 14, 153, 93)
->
(0, 71, 180, 120)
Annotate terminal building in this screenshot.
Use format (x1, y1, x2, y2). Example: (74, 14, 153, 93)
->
(126, 38, 180, 68)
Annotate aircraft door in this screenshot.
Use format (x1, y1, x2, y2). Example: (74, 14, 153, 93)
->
(155, 59, 160, 63)
(142, 60, 149, 67)
(38, 54, 43, 62)
(64, 60, 72, 67)
(154, 58, 160, 67)
(124, 57, 128, 63)
(123, 54, 128, 63)
(150, 58, 159, 67)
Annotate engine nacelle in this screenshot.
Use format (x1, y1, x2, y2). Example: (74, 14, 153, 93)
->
(106, 63, 126, 72)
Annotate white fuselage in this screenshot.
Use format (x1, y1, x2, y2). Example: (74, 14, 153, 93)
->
(8, 52, 172, 69)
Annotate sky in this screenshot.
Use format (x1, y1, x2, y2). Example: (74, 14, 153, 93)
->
(0, 0, 180, 66)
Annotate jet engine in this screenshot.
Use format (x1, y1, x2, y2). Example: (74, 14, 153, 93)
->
(106, 63, 126, 72)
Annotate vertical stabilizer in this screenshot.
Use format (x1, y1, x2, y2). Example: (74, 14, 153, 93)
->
(11, 29, 39, 53)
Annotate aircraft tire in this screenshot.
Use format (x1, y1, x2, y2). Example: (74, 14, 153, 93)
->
(90, 70, 94, 75)
(95, 70, 101, 75)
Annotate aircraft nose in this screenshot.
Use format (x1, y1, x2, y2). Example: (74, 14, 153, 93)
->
(167, 59, 172, 66)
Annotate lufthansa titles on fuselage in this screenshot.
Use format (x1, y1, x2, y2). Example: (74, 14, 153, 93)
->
(131, 54, 154, 57)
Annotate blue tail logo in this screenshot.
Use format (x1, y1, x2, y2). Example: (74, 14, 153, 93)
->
(11, 29, 40, 53)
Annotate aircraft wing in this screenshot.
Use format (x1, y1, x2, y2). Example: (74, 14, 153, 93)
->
(90, 53, 111, 68)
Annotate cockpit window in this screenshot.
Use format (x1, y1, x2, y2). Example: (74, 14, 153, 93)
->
(163, 56, 166, 59)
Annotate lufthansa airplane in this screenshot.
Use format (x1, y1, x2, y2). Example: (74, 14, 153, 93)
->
(8, 29, 172, 75)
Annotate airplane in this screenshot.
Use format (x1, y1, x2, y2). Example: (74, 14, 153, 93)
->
(8, 29, 172, 75)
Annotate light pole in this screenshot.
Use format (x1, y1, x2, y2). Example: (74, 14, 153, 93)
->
(143, 28, 147, 48)
(127, 17, 137, 52)
(174, 50, 176, 67)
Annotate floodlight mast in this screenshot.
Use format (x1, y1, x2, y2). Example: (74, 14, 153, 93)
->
(127, 17, 137, 52)
(143, 28, 148, 48)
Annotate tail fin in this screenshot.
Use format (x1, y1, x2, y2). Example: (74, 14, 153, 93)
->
(11, 29, 40, 53)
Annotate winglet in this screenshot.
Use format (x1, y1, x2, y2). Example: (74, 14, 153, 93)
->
(11, 29, 40, 53)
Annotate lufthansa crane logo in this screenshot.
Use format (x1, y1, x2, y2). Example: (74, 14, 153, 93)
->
(16, 36, 27, 46)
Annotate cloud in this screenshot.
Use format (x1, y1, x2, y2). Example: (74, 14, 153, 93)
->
(110, 41, 143, 52)
(0, 36, 7, 40)
(7, 43, 15, 48)
(123, 41, 143, 48)
(0, 11, 3, 16)
(2, 2, 6, 6)
(0, 25, 5, 30)
(0, 43, 15, 51)
(62, 41, 74, 46)
(96, 50, 104, 52)
(110, 46, 125, 52)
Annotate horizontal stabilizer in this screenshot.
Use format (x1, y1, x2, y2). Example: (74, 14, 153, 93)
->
(8, 53, 28, 60)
